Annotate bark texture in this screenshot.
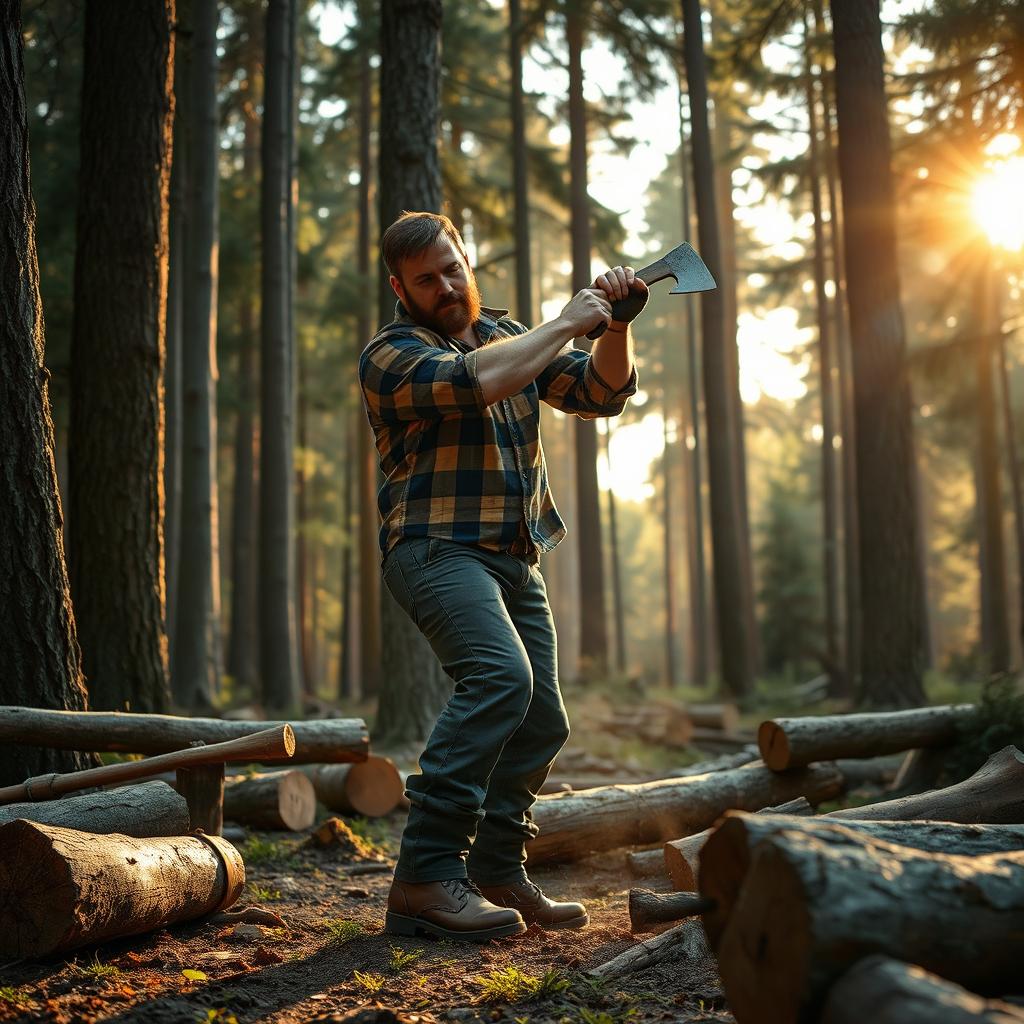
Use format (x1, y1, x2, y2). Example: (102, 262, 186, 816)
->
(223, 769, 315, 831)
(0, 3, 97, 786)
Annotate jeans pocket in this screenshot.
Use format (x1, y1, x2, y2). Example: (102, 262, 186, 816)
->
(383, 548, 419, 626)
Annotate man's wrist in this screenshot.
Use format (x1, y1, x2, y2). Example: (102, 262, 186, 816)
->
(605, 320, 629, 334)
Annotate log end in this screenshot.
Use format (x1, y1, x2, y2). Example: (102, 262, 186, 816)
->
(757, 720, 791, 772)
(282, 724, 296, 759)
(278, 771, 316, 831)
(342, 757, 405, 817)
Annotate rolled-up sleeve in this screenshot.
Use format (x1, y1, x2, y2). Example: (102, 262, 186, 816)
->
(359, 334, 487, 422)
(535, 345, 638, 418)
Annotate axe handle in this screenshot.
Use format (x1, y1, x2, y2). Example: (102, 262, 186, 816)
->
(585, 282, 650, 341)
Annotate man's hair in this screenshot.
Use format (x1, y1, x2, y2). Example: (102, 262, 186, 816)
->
(380, 211, 469, 278)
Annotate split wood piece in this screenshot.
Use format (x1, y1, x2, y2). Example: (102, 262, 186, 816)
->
(629, 889, 716, 933)
(300, 756, 404, 817)
(708, 825, 1024, 1024)
(758, 704, 973, 771)
(664, 796, 814, 890)
(526, 760, 842, 865)
(177, 741, 225, 835)
(700, 811, 1024, 950)
(223, 770, 316, 831)
(0, 780, 188, 837)
(822, 956, 1024, 1024)
(0, 724, 295, 805)
(0, 820, 245, 958)
(826, 744, 1024, 824)
(588, 918, 713, 980)
(0, 705, 368, 763)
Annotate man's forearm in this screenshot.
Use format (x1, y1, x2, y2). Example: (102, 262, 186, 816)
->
(474, 318, 577, 406)
(589, 320, 635, 393)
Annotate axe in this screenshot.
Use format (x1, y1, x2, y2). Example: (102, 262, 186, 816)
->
(586, 240, 716, 340)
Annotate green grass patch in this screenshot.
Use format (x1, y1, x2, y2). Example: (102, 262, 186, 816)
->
(475, 967, 570, 1004)
(353, 970, 385, 994)
(241, 835, 296, 866)
(70, 954, 121, 980)
(323, 918, 364, 944)
(247, 882, 281, 901)
(345, 816, 394, 857)
(388, 946, 423, 973)
(0, 987, 35, 1008)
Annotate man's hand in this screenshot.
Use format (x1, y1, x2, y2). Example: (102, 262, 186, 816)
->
(557, 287, 613, 339)
(593, 265, 649, 327)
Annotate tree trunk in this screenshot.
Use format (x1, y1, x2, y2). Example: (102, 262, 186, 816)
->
(758, 704, 972, 770)
(509, 0, 532, 325)
(604, 426, 628, 673)
(662, 413, 679, 686)
(173, 0, 221, 711)
(0, 3, 98, 786)
(708, 822, 1024, 1024)
(0, 780, 188, 836)
(259, 0, 301, 713)
(567, 0, 609, 678)
(374, 0, 451, 744)
(340, 402, 356, 699)
(0, 820, 244, 958)
(823, 956, 1024, 1024)
(681, 0, 753, 697)
(831, 0, 925, 707)
(223, 769, 316, 831)
(526, 760, 842, 865)
(296, 367, 314, 698)
(0, 705, 368, 762)
(300, 756, 405, 817)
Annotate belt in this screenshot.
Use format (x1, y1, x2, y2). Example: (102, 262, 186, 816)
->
(507, 534, 540, 565)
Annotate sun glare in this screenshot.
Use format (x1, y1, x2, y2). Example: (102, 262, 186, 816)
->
(971, 155, 1024, 252)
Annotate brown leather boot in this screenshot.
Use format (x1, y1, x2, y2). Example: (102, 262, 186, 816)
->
(385, 878, 526, 941)
(477, 878, 589, 930)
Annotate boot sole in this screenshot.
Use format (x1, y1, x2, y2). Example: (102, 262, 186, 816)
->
(385, 911, 527, 942)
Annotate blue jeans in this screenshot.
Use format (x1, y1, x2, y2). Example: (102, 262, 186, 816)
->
(381, 536, 570, 884)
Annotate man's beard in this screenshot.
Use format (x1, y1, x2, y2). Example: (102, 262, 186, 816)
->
(404, 275, 482, 336)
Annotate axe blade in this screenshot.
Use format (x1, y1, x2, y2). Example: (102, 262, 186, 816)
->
(637, 241, 716, 294)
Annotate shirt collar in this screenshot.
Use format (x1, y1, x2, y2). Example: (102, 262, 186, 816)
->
(392, 300, 510, 344)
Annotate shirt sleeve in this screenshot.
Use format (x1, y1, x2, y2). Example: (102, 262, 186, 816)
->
(535, 344, 638, 419)
(359, 333, 487, 422)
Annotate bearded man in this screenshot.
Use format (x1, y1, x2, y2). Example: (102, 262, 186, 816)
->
(358, 211, 647, 941)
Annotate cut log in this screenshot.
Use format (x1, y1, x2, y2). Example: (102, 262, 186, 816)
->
(300, 756, 405, 817)
(701, 811, 1024, 949)
(526, 760, 843, 865)
(0, 705, 368, 763)
(826, 745, 1024, 823)
(822, 956, 1024, 1024)
(588, 918, 713, 981)
(705, 821, 1024, 1024)
(664, 796, 814, 891)
(0, 780, 188, 837)
(0, 724, 295, 804)
(0, 820, 244, 958)
(687, 703, 740, 733)
(627, 848, 665, 877)
(223, 770, 316, 831)
(758, 704, 973, 771)
(629, 889, 715, 933)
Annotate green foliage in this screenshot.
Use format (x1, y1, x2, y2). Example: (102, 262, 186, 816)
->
(324, 918, 364, 944)
(940, 676, 1024, 784)
(475, 966, 570, 1004)
(247, 882, 282, 901)
(352, 970, 386, 994)
(0, 987, 34, 1008)
(241, 836, 292, 866)
(70, 954, 121, 980)
(387, 946, 423, 973)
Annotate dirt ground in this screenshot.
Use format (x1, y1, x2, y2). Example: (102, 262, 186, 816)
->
(0, 809, 730, 1024)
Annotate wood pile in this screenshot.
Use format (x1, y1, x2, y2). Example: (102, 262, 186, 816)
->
(586, 699, 749, 752)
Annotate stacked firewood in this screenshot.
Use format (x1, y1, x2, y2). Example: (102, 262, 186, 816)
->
(587, 697, 751, 752)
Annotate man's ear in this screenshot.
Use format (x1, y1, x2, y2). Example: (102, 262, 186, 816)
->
(389, 274, 404, 301)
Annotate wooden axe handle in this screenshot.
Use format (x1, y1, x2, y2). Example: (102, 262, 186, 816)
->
(0, 724, 296, 805)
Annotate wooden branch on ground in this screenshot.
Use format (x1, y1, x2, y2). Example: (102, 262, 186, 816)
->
(0, 820, 244, 958)
(704, 821, 1024, 1024)
(527, 760, 843, 865)
(822, 956, 1024, 1024)
(223, 770, 316, 831)
(0, 725, 295, 805)
(0, 705, 368, 763)
(757, 705, 973, 771)
(588, 918, 713, 979)
(629, 889, 715, 933)
(0, 780, 188, 837)
(299, 756, 405, 817)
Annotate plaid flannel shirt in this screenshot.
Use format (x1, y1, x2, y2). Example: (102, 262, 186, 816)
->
(358, 302, 638, 562)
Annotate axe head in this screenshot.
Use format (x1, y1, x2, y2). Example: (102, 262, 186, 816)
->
(637, 241, 716, 294)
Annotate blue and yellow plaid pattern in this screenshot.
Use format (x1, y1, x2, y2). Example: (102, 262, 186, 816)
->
(358, 303, 637, 561)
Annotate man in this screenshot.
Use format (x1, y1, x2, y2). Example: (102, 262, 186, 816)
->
(359, 211, 647, 941)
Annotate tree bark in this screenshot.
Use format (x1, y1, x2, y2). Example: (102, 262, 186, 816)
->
(509, 0, 532, 326)
(300, 756, 404, 817)
(605, 425, 628, 673)
(629, 888, 714, 932)
(259, 0, 301, 713)
(708, 821, 1024, 1024)
(223, 769, 315, 831)
(758, 704, 972, 770)
(0, 705, 367, 762)
(832, 0, 925, 707)
(0, 820, 244, 958)
(0, 2, 98, 786)
(0, 780, 188, 836)
(526, 760, 842, 865)
(662, 413, 679, 686)
(588, 918, 713, 981)
(822, 956, 1024, 1024)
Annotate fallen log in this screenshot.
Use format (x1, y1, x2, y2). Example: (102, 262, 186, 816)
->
(0, 705, 368, 763)
(705, 822, 1024, 1024)
(0, 780, 188, 837)
(822, 956, 1024, 1024)
(300, 757, 405, 817)
(758, 704, 973, 771)
(626, 848, 665, 877)
(664, 796, 814, 890)
(629, 889, 715, 933)
(588, 918, 713, 981)
(687, 703, 740, 733)
(0, 820, 244, 958)
(223, 770, 316, 831)
(0, 724, 295, 805)
(701, 811, 1024, 949)
(527, 760, 843, 865)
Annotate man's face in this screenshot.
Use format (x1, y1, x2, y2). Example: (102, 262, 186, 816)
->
(391, 237, 482, 336)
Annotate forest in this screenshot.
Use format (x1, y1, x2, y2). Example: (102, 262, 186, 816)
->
(1, 0, 1023, 1022)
